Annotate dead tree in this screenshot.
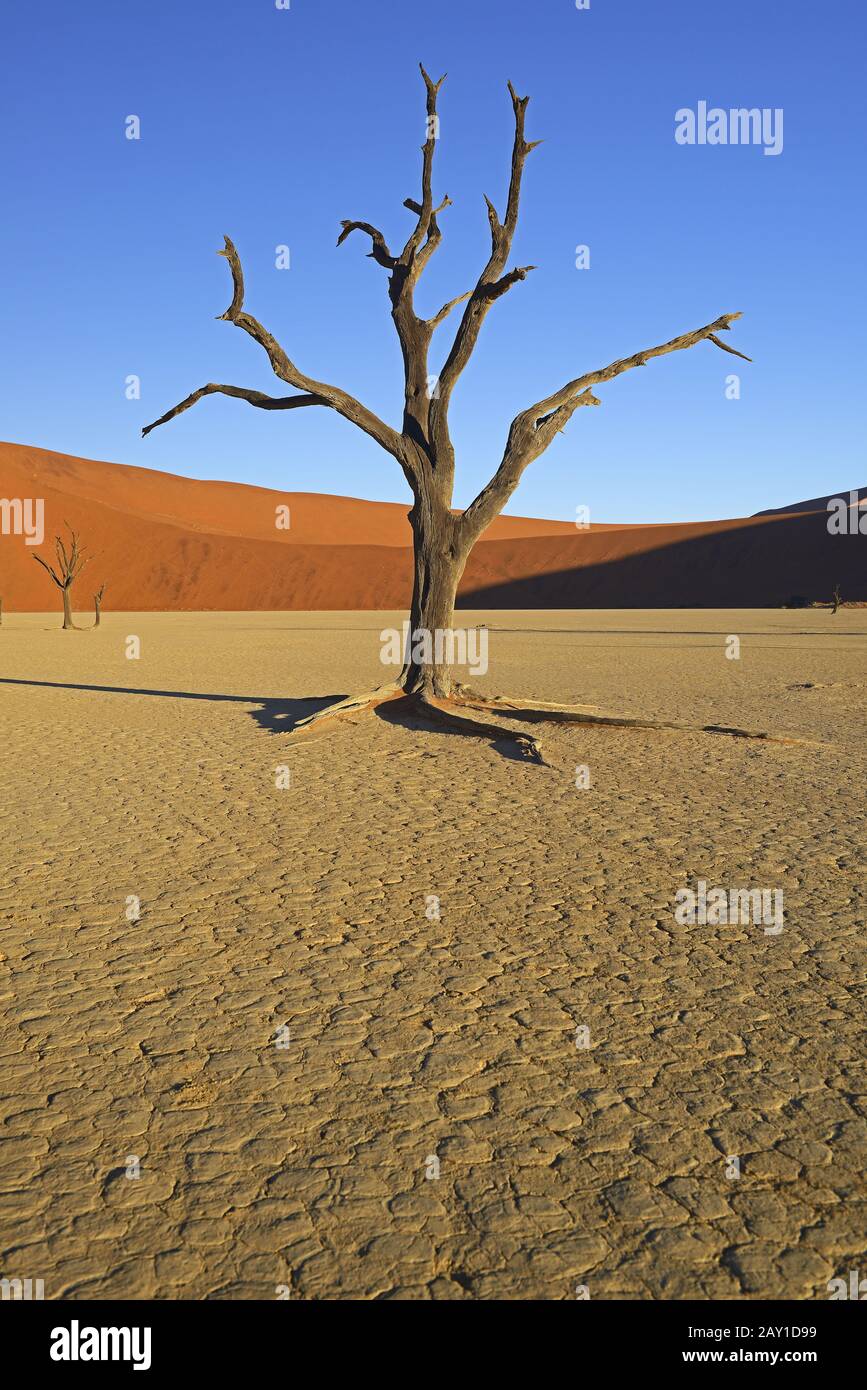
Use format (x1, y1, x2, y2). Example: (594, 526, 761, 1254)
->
(93, 581, 106, 627)
(832, 584, 842, 614)
(144, 67, 752, 759)
(33, 526, 88, 629)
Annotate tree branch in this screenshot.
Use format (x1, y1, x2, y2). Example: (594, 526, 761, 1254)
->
(411, 194, 452, 281)
(143, 235, 406, 467)
(337, 220, 396, 270)
(427, 290, 472, 331)
(142, 383, 329, 437)
(516, 312, 750, 426)
(56, 533, 70, 575)
(707, 332, 751, 361)
(461, 389, 600, 540)
(478, 264, 536, 303)
(373, 68, 452, 469)
(34, 526, 89, 588)
(59, 526, 87, 581)
(33, 552, 63, 589)
(429, 81, 540, 461)
(462, 312, 750, 539)
(400, 64, 447, 270)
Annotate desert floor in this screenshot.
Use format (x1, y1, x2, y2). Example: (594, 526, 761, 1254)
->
(1, 609, 864, 1300)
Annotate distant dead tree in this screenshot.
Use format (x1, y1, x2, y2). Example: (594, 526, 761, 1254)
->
(93, 581, 106, 627)
(832, 584, 842, 614)
(144, 67, 750, 759)
(33, 526, 88, 630)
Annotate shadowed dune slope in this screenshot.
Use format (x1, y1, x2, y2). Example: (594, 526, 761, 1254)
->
(1, 441, 863, 610)
(755, 488, 865, 517)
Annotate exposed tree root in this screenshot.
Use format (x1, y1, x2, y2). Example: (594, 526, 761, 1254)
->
(282, 682, 403, 742)
(281, 679, 807, 760)
(450, 684, 807, 744)
(282, 683, 546, 761)
(414, 692, 549, 763)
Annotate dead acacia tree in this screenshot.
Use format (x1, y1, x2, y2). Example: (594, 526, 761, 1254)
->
(93, 581, 106, 627)
(144, 67, 751, 759)
(33, 525, 88, 630)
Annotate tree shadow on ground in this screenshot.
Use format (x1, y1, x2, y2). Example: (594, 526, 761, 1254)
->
(248, 696, 344, 733)
(0, 678, 343, 736)
(372, 692, 534, 762)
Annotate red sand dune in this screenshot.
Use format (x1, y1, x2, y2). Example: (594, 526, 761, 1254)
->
(0, 441, 863, 610)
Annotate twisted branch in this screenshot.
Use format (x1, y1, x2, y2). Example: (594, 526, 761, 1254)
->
(143, 236, 405, 467)
(142, 383, 328, 438)
(462, 313, 750, 537)
(517, 312, 750, 427)
(336, 221, 396, 269)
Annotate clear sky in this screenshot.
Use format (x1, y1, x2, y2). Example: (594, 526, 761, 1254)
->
(2, 0, 864, 523)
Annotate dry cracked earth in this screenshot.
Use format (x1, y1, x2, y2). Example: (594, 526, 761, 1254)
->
(0, 609, 865, 1300)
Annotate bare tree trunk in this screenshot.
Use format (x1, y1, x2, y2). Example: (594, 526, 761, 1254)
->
(62, 586, 73, 629)
(403, 504, 469, 697)
(94, 595, 101, 627)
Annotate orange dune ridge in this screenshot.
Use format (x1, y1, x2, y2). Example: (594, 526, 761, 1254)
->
(0, 441, 863, 610)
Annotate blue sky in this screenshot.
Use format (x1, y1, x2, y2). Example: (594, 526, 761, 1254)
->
(2, 0, 864, 522)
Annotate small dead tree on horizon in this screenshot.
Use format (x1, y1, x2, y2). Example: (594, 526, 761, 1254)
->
(33, 526, 89, 630)
(144, 67, 751, 759)
(93, 581, 106, 627)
